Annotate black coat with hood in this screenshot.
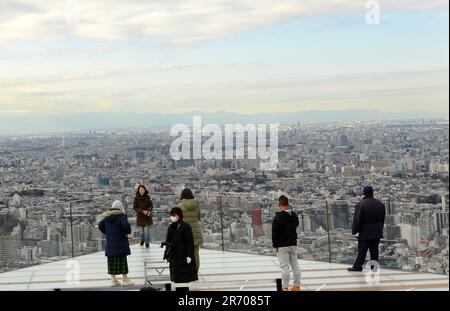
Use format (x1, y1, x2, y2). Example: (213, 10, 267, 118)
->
(163, 220, 198, 283)
(272, 210, 299, 248)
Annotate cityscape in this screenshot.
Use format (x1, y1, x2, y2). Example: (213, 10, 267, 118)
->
(0, 118, 448, 275)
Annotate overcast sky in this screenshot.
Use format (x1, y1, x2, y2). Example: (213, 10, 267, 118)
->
(0, 0, 448, 117)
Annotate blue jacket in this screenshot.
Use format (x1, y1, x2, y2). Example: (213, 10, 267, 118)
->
(98, 209, 131, 257)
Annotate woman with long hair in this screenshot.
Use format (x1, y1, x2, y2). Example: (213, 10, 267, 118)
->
(133, 185, 153, 248)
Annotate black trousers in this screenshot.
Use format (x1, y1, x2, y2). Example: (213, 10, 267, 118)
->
(353, 239, 380, 269)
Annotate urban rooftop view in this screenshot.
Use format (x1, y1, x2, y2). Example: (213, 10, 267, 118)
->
(0, 120, 448, 291)
(0, 0, 448, 299)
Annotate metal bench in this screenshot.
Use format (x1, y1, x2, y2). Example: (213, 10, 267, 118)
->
(143, 259, 170, 285)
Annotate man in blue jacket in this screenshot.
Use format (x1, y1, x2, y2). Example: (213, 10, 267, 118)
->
(348, 186, 386, 272)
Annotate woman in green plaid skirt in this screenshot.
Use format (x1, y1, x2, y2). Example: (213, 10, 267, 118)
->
(99, 200, 135, 287)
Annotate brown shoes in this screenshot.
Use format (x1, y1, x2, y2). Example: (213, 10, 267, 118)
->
(282, 287, 301, 291)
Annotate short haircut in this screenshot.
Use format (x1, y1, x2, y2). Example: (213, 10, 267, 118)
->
(180, 188, 194, 200)
(170, 207, 184, 219)
(363, 186, 374, 196)
(279, 195, 289, 207)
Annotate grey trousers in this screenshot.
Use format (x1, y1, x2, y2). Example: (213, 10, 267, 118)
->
(276, 246, 301, 288)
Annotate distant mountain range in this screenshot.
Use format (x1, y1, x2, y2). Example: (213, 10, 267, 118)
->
(0, 109, 447, 135)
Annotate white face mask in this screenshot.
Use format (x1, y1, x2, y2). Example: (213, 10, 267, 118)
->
(170, 216, 179, 223)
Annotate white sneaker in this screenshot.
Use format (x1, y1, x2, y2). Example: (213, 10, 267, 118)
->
(111, 279, 121, 287)
(122, 279, 135, 287)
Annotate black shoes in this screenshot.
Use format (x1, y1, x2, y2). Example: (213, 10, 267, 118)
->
(145, 244, 150, 248)
(140, 241, 144, 246)
(347, 267, 363, 272)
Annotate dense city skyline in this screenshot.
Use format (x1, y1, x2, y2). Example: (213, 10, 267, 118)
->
(1, 119, 448, 275)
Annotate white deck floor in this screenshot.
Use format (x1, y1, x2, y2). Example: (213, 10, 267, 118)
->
(0, 244, 448, 291)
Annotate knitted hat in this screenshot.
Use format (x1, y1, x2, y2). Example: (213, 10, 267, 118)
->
(111, 200, 124, 212)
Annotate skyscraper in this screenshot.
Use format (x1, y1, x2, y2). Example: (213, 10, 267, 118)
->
(252, 208, 264, 237)
(50, 229, 62, 257)
(434, 212, 449, 235)
(385, 197, 396, 215)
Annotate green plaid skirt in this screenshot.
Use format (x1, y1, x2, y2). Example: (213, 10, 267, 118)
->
(107, 256, 129, 275)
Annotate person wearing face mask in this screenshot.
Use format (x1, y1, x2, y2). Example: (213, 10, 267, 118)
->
(162, 207, 198, 284)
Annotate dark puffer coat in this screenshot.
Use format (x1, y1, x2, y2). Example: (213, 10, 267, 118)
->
(163, 220, 198, 283)
(98, 209, 131, 257)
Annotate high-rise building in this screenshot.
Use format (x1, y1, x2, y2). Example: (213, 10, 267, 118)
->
(49, 229, 62, 257)
(79, 224, 90, 243)
(434, 212, 449, 235)
(385, 197, 396, 215)
(442, 195, 447, 213)
(399, 224, 421, 249)
(417, 213, 435, 240)
(330, 202, 351, 230)
(252, 208, 264, 237)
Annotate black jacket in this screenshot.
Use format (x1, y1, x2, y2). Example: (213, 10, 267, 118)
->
(352, 197, 386, 240)
(164, 220, 198, 283)
(272, 210, 299, 248)
(98, 209, 131, 257)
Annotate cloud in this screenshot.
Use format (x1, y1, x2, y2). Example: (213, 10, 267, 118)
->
(0, 0, 448, 47)
(1, 67, 447, 114)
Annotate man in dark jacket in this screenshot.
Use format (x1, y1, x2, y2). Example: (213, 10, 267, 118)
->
(348, 186, 386, 272)
(272, 195, 301, 291)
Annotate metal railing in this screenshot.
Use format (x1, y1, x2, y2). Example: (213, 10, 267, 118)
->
(1, 192, 448, 276)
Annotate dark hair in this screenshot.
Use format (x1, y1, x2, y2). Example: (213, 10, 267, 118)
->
(170, 207, 183, 219)
(136, 185, 149, 197)
(279, 195, 289, 207)
(180, 188, 194, 201)
(363, 186, 374, 197)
